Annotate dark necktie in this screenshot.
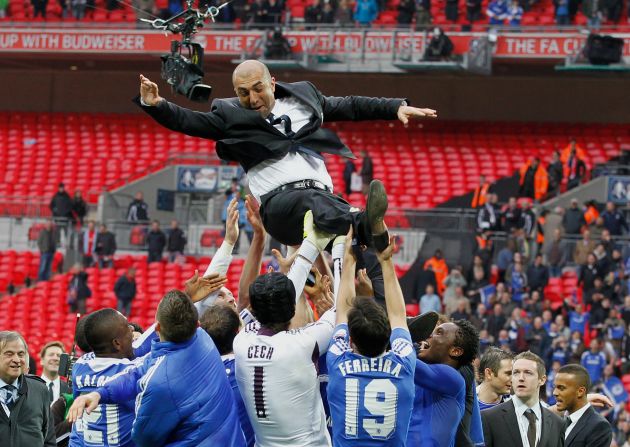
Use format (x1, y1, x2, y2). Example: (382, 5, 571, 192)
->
(524, 409, 537, 447)
(267, 113, 324, 161)
(2, 384, 17, 411)
(564, 415, 572, 432)
(268, 113, 295, 138)
(48, 382, 54, 403)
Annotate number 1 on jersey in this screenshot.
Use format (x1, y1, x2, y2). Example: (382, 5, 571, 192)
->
(344, 378, 398, 440)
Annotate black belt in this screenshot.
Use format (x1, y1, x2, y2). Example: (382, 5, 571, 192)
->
(269, 180, 332, 195)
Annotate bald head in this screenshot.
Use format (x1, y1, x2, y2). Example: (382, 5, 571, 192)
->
(232, 60, 276, 117)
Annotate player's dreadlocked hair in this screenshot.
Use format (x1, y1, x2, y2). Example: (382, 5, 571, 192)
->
(452, 319, 479, 367)
(249, 272, 296, 327)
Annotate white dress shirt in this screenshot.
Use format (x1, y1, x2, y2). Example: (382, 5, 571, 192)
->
(565, 403, 591, 439)
(513, 396, 542, 447)
(247, 96, 333, 202)
(41, 375, 61, 403)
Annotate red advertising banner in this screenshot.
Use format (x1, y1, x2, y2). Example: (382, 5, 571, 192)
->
(0, 28, 628, 59)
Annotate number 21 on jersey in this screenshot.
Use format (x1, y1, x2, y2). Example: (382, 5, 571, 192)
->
(344, 378, 398, 440)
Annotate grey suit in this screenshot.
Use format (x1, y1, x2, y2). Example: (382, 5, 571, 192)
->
(482, 399, 565, 447)
(565, 406, 612, 447)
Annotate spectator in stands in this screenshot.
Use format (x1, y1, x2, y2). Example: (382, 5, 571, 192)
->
(114, 268, 137, 317)
(496, 238, 515, 281)
(67, 263, 91, 315)
(563, 198, 587, 235)
(263, 0, 284, 23)
(50, 183, 72, 239)
(32, 0, 48, 17)
(246, 0, 268, 24)
(71, 190, 87, 227)
(581, 338, 608, 385)
(507, 260, 528, 303)
(304, 0, 322, 24)
(565, 145, 588, 190)
(208, 0, 236, 22)
(601, 201, 628, 236)
(360, 150, 373, 195)
(583, 0, 603, 29)
(580, 253, 602, 296)
(0, 331, 56, 446)
(37, 220, 56, 282)
(547, 151, 564, 196)
(342, 160, 356, 197)
(506, 0, 523, 25)
(519, 157, 548, 201)
(603, 0, 621, 21)
(487, 303, 507, 340)
(527, 254, 549, 293)
(465, 0, 482, 22)
(335, 0, 354, 24)
(502, 197, 522, 234)
(583, 200, 600, 226)
(147, 220, 166, 263)
(471, 175, 491, 208)
(354, 0, 378, 25)
(39, 341, 70, 405)
(477, 192, 500, 231)
(520, 200, 536, 238)
(127, 191, 149, 222)
(71, 0, 87, 19)
(424, 249, 449, 295)
(545, 228, 569, 277)
(420, 283, 442, 313)
(320, 2, 335, 22)
(167, 220, 187, 263)
(574, 229, 596, 265)
(95, 223, 116, 268)
(398, 0, 417, 24)
(486, 0, 507, 24)
(555, 0, 570, 24)
(422, 27, 454, 61)
(264, 29, 293, 60)
(443, 266, 467, 309)
(445, 0, 458, 20)
(80, 220, 98, 267)
(526, 316, 551, 357)
(133, 0, 156, 27)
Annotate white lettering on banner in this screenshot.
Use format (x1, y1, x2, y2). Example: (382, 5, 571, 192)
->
(214, 35, 244, 52)
(505, 37, 536, 54)
(539, 38, 559, 54)
(366, 36, 392, 52)
(22, 33, 59, 49)
(562, 38, 582, 54)
(0, 33, 18, 48)
(61, 34, 144, 50)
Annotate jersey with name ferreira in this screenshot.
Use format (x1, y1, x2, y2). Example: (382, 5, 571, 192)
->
(69, 353, 144, 447)
(326, 324, 416, 446)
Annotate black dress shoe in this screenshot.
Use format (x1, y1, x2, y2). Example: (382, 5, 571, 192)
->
(407, 311, 440, 344)
(365, 180, 389, 252)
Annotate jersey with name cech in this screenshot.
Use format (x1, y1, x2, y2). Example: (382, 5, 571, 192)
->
(69, 353, 143, 447)
(326, 325, 416, 446)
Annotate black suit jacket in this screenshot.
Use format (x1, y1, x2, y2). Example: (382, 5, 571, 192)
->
(134, 81, 406, 171)
(482, 399, 565, 447)
(565, 406, 612, 447)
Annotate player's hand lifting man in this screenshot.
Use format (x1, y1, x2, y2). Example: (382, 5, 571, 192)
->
(140, 74, 163, 106)
(397, 103, 437, 126)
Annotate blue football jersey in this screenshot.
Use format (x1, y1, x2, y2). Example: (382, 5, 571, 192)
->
(223, 355, 255, 447)
(70, 353, 143, 447)
(327, 325, 416, 446)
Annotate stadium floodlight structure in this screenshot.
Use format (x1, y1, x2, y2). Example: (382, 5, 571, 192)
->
(142, 0, 232, 102)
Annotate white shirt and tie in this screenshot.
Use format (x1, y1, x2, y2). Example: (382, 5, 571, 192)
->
(513, 396, 542, 447)
(41, 375, 61, 404)
(0, 376, 19, 416)
(564, 403, 591, 439)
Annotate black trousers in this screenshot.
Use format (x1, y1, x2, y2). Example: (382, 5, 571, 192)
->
(260, 188, 370, 247)
(260, 187, 386, 302)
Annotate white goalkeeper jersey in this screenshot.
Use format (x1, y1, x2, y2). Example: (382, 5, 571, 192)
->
(233, 309, 336, 447)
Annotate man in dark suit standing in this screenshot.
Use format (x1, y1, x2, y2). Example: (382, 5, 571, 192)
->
(136, 60, 436, 257)
(39, 341, 71, 404)
(482, 351, 565, 447)
(552, 364, 612, 447)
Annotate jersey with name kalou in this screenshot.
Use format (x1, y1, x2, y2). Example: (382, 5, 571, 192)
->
(327, 325, 416, 446)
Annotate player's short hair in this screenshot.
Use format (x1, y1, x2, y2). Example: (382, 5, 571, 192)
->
(75, 316, 91, 353)
(200, 304, 241, 356)
(0, 331, 27, 354)
(84, 308, 123, 354)
(479, 347, 513, 378)
(558, 364, 591, 392)
(513, 351, 546, 378)
(249, 273, 296, 326)
(452, 319, 479, 367)
(347, 296, 391, 358)
(39, 341, 65, 359)
(156, 290, 199, 343)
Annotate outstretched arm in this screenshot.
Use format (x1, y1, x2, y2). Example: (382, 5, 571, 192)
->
(377, 232, 407, 330)
(238, 195, 266, 312)
(336, 229, 356, 326)
(135, 74, 226, 140)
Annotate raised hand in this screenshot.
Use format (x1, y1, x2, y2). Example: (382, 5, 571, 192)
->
(139, 74, 163, 106)
(305, 269, 334, 317)
(376, 233, 397, 263)
(271, 248, 299, 275)
(224, 198, 240, 246)
(355, 268, 374, 297)
(397, 105, 437, 126)
(245, 195, 264, 235)
(184, 270, 228, 303)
